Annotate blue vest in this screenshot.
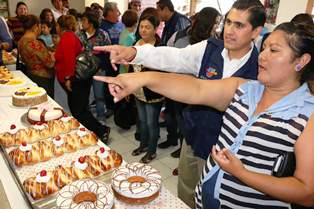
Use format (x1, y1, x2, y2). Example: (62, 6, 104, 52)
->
(183, 38, 258, 160)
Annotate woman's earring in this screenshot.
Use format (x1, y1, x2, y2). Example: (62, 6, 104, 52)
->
(295, 64, 302, 72)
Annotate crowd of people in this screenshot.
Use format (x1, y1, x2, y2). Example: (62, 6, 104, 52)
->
(1, 0, 314, 208)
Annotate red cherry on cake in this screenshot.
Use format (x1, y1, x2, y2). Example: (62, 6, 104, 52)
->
(79, 127, 86, 131)
(100, 147, 105, 153)
(78, 156, 85, 163)
(40, 170, 47, 177)
(55, 135, 61, 141)
(21, 141, 27, 146)
(10, 124, 16, 130)
(36, 121, 43, 125)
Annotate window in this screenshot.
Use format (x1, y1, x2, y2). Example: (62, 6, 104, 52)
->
(195, 0, 235, 15)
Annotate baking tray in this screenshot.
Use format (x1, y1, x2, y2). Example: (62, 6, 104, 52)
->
(0, 140, 121, 209)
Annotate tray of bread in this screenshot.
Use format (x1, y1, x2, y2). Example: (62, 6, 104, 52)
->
(0, 114, 123, 209)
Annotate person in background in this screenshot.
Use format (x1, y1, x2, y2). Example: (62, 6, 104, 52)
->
(156, 0, 191, 156)
(76, 11, 112, 128)
(62, 0, 70, 9)
(0, 16, 13, 51)
(100, 2, 125, 112)
(129, 14, 164, 164)
(40, 8, 58, 34)
(95, 21, 314, 209)
(7, 1, 28, 45)
(90, 3, 104, 23)
(100, 2, 125, 45)
(18, 15, 55, 98)
(67, 8, 82, 32)
(291, 13, 314, 25)
(93, 0, 265, 207)
(0, 16, 13, 65)
(51, 0, 68, 20)
(55, 15, 110, 144)
(129, 0, 142, 15)
(38, 21, 54, 49)
(119, 9, 138, 74)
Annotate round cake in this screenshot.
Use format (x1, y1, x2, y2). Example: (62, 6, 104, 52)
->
(12, 86, 48, 107)
(56, 179, 114, 209)
(111, 162, 162, 204)
(27, 103, 64, 124)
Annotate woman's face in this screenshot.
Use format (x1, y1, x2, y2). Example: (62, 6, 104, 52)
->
(81, 17, 93, 30)
(139, 19, 156, 41)
(45, 12, 54, 23)
(258, 30, 299, 88)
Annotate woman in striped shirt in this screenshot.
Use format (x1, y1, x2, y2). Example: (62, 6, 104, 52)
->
(94, 22, 314, 208)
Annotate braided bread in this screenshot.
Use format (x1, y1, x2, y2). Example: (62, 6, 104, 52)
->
(9, 130, 98, 167)
(0, 116, 80, 148)
(23, 148, 122, 200)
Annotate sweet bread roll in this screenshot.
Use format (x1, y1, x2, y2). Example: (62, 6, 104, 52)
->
(53, 165, 75, 188)
(23, 170, 59, 200)
(51, 135, 67, 157)
(71, 156, 94, 179)
(96, 148, 123, 172)
(85, 155, 102, 177)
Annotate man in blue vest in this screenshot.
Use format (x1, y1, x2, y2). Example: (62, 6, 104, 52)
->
(94, 0, 266, 207)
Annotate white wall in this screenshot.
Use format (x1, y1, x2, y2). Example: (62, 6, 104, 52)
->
(275, 0, 307, 24)
(8, 0, 85, 17)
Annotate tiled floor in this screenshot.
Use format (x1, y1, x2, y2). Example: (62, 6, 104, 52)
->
(106, 116, 180, 197)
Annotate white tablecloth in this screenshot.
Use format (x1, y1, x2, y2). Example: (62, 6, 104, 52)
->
(0, 71, 190, 209)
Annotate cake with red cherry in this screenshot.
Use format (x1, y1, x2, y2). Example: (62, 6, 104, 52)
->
(12, 86, 48, 107)
(111, 162, 162, 204)
(27, 103, 64, 124)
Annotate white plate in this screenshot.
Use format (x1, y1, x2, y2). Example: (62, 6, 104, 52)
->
(56, 179, 114, 209)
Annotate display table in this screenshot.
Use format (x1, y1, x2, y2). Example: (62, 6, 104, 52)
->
(0, 70, 190, 209)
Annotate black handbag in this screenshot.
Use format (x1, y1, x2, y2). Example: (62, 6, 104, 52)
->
(75, 51, 100, 80)
(272, 151, 296, 177)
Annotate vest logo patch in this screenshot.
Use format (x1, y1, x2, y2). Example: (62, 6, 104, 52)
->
(205, 67, 218, 78)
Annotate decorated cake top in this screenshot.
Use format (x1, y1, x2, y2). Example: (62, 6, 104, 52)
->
(13, 86, 46, 98)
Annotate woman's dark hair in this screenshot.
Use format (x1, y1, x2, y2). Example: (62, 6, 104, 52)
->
(20, 14, 40, 30)
(274, 22, 314, 91)
(135, 7, 159, 41)
(291, 13, 314, 25)
(68, 8, 81, 20)
(40, 8, 57, 34)
(122, 9, 138, 27)
(57, 15, 77, 32)
(139, 14, 160, 29)
(82, 11, 99, 29)
(189, 7, 220, 45)
(15, 1, 27, 15)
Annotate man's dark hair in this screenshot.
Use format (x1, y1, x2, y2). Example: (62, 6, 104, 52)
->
(156, 0, 174, 12)
(16, 1, 27, 15)
(231, 0, 266, 29)
(82, 11, 99, 29)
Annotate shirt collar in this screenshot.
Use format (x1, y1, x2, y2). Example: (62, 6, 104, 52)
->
(221, 42, 254, 62)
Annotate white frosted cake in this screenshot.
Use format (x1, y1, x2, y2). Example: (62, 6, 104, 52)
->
(12, 86, 48, 107)
(27, 103, 64, 124)
(111, 162, 162, 204)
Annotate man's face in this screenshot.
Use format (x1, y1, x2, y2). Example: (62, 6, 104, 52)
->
(53, 0, 63, 10)
(130, 1, 141, 13)
(223, 8, 260, 52)
(156, 4, 168, 21)
(108, 6, 121, 23)
(16, 4, 28, 16)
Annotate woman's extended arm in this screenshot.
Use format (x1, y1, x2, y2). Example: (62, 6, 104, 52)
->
(94, 71, 245, 112)
(212, 114, 314, 206)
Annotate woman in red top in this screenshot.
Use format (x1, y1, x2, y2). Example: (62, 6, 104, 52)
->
(55, 15, 110, 143)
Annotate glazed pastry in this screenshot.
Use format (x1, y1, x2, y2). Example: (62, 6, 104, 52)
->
(9, 132, 98, 167)
(71, 156, 94, 179)
(53, 165, 75, 188)
(23, 170, 59, 200)
(0, 117, 80, 148)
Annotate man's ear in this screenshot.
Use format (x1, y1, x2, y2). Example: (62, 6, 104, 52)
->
(251, 26, 263, 40)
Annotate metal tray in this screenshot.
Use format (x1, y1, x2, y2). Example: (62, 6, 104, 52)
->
(0, 140, 120, 209)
